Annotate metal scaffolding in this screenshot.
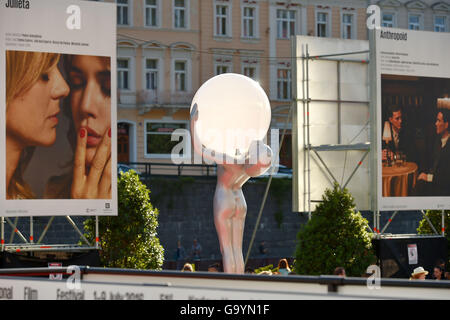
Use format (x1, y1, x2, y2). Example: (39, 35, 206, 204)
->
(0, 215, 99, 253)
(299, 44, 371, 222)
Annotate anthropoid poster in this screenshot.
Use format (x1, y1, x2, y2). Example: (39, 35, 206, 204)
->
(0, 0, 117, 216)
(376, 28, 450, 211)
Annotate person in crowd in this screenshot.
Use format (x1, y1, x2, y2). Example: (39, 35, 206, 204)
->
(245, 267, 255, 274)
(414, 108, 450, 196)
(410, 266, 428, 280)
(181, 263, 194, 272)
(174, 240, 187, 270)
(258, 240, 269, 267)
(259, 240, 268, 256)
(208, 263, 220, 272)
(6, 51, 69, 199)
(190, 238, 202, 261)
(333, 267, 346, 277)
(277, 258, 291, 276)
(432, 266, 444, 280)
(45, 54, 111, 199)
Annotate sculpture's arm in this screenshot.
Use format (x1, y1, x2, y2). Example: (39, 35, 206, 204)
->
(244, 140, 273, 177)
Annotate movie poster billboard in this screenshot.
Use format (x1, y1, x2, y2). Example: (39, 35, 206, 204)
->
(375, 28, 450, 211)
(0, 0, 117, 216)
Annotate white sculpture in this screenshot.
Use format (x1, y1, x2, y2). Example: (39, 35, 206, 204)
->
(190, 73, 272, 274)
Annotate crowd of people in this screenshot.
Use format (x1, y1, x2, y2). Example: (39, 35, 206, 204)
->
(174, 239, 449, 281)
(409, 259, 450, 281)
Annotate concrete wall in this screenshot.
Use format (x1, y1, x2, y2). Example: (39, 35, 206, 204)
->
(3, 177, 425, 265)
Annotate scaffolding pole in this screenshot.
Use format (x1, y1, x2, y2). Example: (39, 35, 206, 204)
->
(421, 210, 439, 235)
(305, 44, 311, 219)
(1, 217, 4, 251)
(301, 43, 307, 214)
(380, 211, 399, 234)
(66, 216, 91, 246)
(6, 217, 28, 244)
(37, 217, 55, 244)
(30, 216, 34, 244)
(95, 216, 99, 249)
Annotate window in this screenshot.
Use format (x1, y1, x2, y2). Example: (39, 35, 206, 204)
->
(174, 0, 187, 29)
(145, 122, 187, 156)
(117, 0, 130, 25)
(118, 58, 130, 90)
(145, 59, 158, 90)
(382, 12, 395, 27)
(435, 16, 447, 32)
(242, 7, 256, 38)
(409, 14, 421, 30)
(277, 68, 291, 100)
(215, 4, 230, 36)
(241, 59, 259, 81)
(277, 9, 296, 39)
(174, 61, 187, 92)
(342, 13, 354, 39)
(216, 65, 229, 75)
(243, 66, 256, 80)
(145, 0, 158, 27)
(317, 12, 328, 37)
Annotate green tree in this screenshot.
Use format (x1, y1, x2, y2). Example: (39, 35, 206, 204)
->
(294, 183, 376, 276)
(417, 210, 449, 261)
(84, 170, 164, 269)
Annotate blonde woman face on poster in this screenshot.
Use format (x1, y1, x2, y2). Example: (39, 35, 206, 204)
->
(6, 51, 69, 199)
(67, 55, 111, 199)
(7, 57, 69, 148)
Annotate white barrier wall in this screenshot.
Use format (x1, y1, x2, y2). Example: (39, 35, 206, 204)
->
(1, 270, 450, 300)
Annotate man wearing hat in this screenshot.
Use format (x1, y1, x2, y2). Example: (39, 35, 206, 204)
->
(410, 266, 429, 280)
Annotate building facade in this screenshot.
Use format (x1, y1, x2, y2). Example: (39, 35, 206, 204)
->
(97, 0, 449, 169)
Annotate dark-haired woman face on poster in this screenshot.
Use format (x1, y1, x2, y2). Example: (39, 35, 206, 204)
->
(45, 55, 112, 200)
(6, 51, 69, 199)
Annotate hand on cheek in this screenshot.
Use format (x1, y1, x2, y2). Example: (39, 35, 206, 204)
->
(71, 127, 112, 199)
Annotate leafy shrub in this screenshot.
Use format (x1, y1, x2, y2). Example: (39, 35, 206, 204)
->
(417, 210, 449, 261)
(84, 170, 164, 270)
(294, 183, 376, 276)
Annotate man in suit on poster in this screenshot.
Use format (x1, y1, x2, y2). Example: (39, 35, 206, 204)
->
(414, 108, 450, 196)
(382, 105, 414, 163)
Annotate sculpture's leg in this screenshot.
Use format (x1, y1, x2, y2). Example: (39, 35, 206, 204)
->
(232, 193, 247, 274)
(214, 188, 236, 273)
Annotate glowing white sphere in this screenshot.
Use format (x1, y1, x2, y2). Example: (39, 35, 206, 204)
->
(190, 73, 271, 159)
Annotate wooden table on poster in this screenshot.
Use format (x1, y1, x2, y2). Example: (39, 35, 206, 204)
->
(382, 162, 418, 197)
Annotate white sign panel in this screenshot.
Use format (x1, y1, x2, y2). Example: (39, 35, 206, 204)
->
(407, 244, 418, 265)
(48, 263, 63, 280)
(375, 28, 450, 211)
(0, 0, 117, 216)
